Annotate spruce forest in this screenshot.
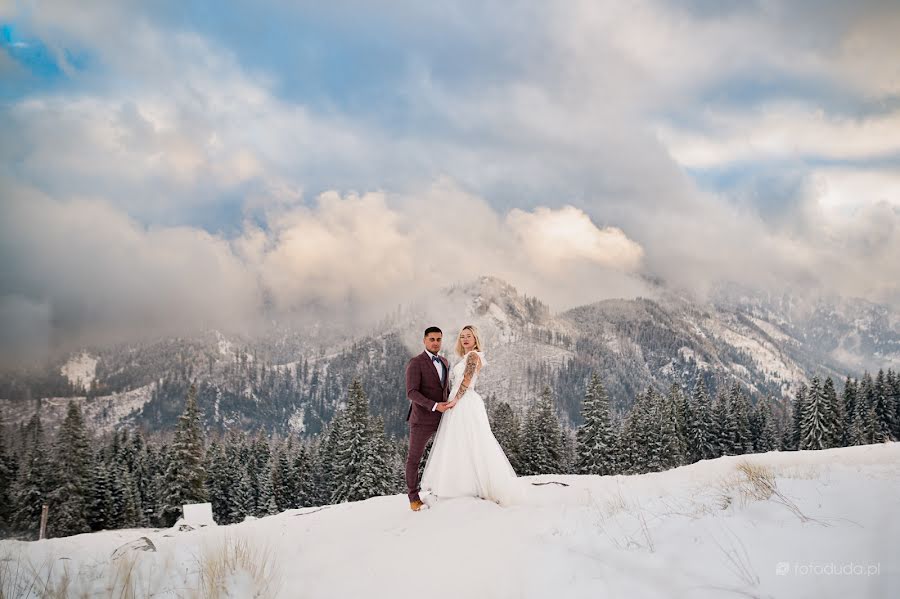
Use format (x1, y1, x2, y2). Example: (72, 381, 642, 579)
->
(2, 369, 898, 540)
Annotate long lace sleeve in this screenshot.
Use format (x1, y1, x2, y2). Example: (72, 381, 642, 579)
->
(452, 351, 481, 401)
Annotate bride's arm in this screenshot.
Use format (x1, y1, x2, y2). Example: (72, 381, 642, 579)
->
(449, 352, 481, 404)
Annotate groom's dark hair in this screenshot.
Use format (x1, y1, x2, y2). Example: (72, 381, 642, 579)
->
(424, 326, 442, 337)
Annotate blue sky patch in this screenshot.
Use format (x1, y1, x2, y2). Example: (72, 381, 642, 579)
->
(1, 23, 63, 79)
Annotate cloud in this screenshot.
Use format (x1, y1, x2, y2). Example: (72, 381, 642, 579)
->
(0, 26, 377, 221)
(812, 167, 900, 215)
(506, 206, 643, 272)
(0, 177, 648, 364)
(0, 182, 263, 365)
(0, 294, 52, 366)
(833, 6, 900, 96)
(240, 180, 649, 318)
(657, 103, 900, 168)
(243, 190, 417, 314)
(2, 0, 900, 366)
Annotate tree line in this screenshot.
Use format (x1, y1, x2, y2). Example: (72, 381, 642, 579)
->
(1, 369, 897, 539)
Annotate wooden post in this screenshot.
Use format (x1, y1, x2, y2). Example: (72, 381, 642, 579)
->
(39, 504, 48, 540)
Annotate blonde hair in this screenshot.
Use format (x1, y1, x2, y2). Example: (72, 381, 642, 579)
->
(455, 325, 483, 357)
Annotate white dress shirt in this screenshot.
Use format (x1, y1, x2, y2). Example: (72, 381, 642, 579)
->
(426, 350, 444, 411)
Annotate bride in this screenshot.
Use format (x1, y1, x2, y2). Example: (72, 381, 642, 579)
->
(420, 325, 526, 507)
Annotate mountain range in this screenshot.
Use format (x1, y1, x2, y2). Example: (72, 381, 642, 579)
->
(2, 276, 898, 437)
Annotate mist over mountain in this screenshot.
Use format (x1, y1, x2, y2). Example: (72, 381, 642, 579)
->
(2, 276, 897, 438)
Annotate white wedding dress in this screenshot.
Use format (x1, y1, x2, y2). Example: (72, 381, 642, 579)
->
(420, 350, 527, 506)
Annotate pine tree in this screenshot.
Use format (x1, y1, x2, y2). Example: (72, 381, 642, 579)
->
(788, 385, 806, 451)
(619, 389, 662, 474)
(687, 379, 717, 462)
(230, 468, 254, 523)
(658, 387, 683, 470)
(520, 410, 540, 475)
(142, 444, 163, 527)
(116, 463, 140, 528)
(108, 458, 127, 529)
(890, 370, 900, 441)
(852, 374, 876, 445)
(347, 416, 396, 501)
(712, 392, 732, 457)
(150, 444, 171, 528)
(130, 432, 152, 527)
(331, 380, 373, 503)
(0, 422, 13, 532)
(160, 384, 207, 526)
(841, 377, 857, 447)
(619, 391, 644, 474)
(46, 401, 92, 538)
(271, 441, 298, 512)
(312, 416, 344, 505)
(575, 373, 599, 474)
(560, 427, 576, 474)
(87, 455, 113, 531)
(205, 441, 229, 524)
(575, 374, 616, 475)
(249, 433, 272, 513)
(822, 377, 842, 448)
(11, 414, 50, 537)
(776, 396, 793, 451)
(752, 397, 778, 453)
(873, 370, 897, 442)
(218, 431, 247, 523)
(643, 388, 666, 472)
(800, 377, 828, 450)
(491, 402, 522, 473)
(669, 383, 690, 460)
(256, 464, 279, 517)
(292, 443, 313, 508)
(538, 386, 564, 474)
(116, 429, 137, 473)
(371, 420, 400, 496)
(519, 387, 563, 475)
(728, 384, 754, 455)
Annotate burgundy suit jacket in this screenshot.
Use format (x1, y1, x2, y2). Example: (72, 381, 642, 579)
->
(406, 351, 451, 426)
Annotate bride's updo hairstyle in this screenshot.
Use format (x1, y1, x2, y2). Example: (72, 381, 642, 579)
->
(455, 325, 483, 357)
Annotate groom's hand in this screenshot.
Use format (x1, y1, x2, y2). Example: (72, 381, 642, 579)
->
(436, 402, 453, 412)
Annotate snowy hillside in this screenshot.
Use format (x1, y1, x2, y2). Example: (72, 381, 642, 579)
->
(60, 352, 98, 390)
(363, 276, 900, 426)
(2, 275, 899, 436)
(2, 443, 897, 598)
(382, 276, 580, 407)
(0, 384, 155, 435)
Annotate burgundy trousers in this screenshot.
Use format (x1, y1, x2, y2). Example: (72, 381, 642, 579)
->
(406, 422, 440, 502)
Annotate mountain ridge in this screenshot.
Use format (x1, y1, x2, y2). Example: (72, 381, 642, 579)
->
(1, 276, 898, 436)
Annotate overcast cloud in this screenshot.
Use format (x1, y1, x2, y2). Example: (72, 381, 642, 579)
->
(1, 0, 899, 365)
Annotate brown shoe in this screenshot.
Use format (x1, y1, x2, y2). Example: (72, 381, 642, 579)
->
(410, 499, 425, 511)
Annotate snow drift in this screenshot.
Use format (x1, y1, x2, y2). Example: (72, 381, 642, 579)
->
(2, 443, 897, 598)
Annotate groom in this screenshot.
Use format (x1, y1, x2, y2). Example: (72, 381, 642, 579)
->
(405, 326, 453, 511)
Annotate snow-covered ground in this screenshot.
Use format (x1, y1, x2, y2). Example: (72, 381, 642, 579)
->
(2, 444, 897, 598)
